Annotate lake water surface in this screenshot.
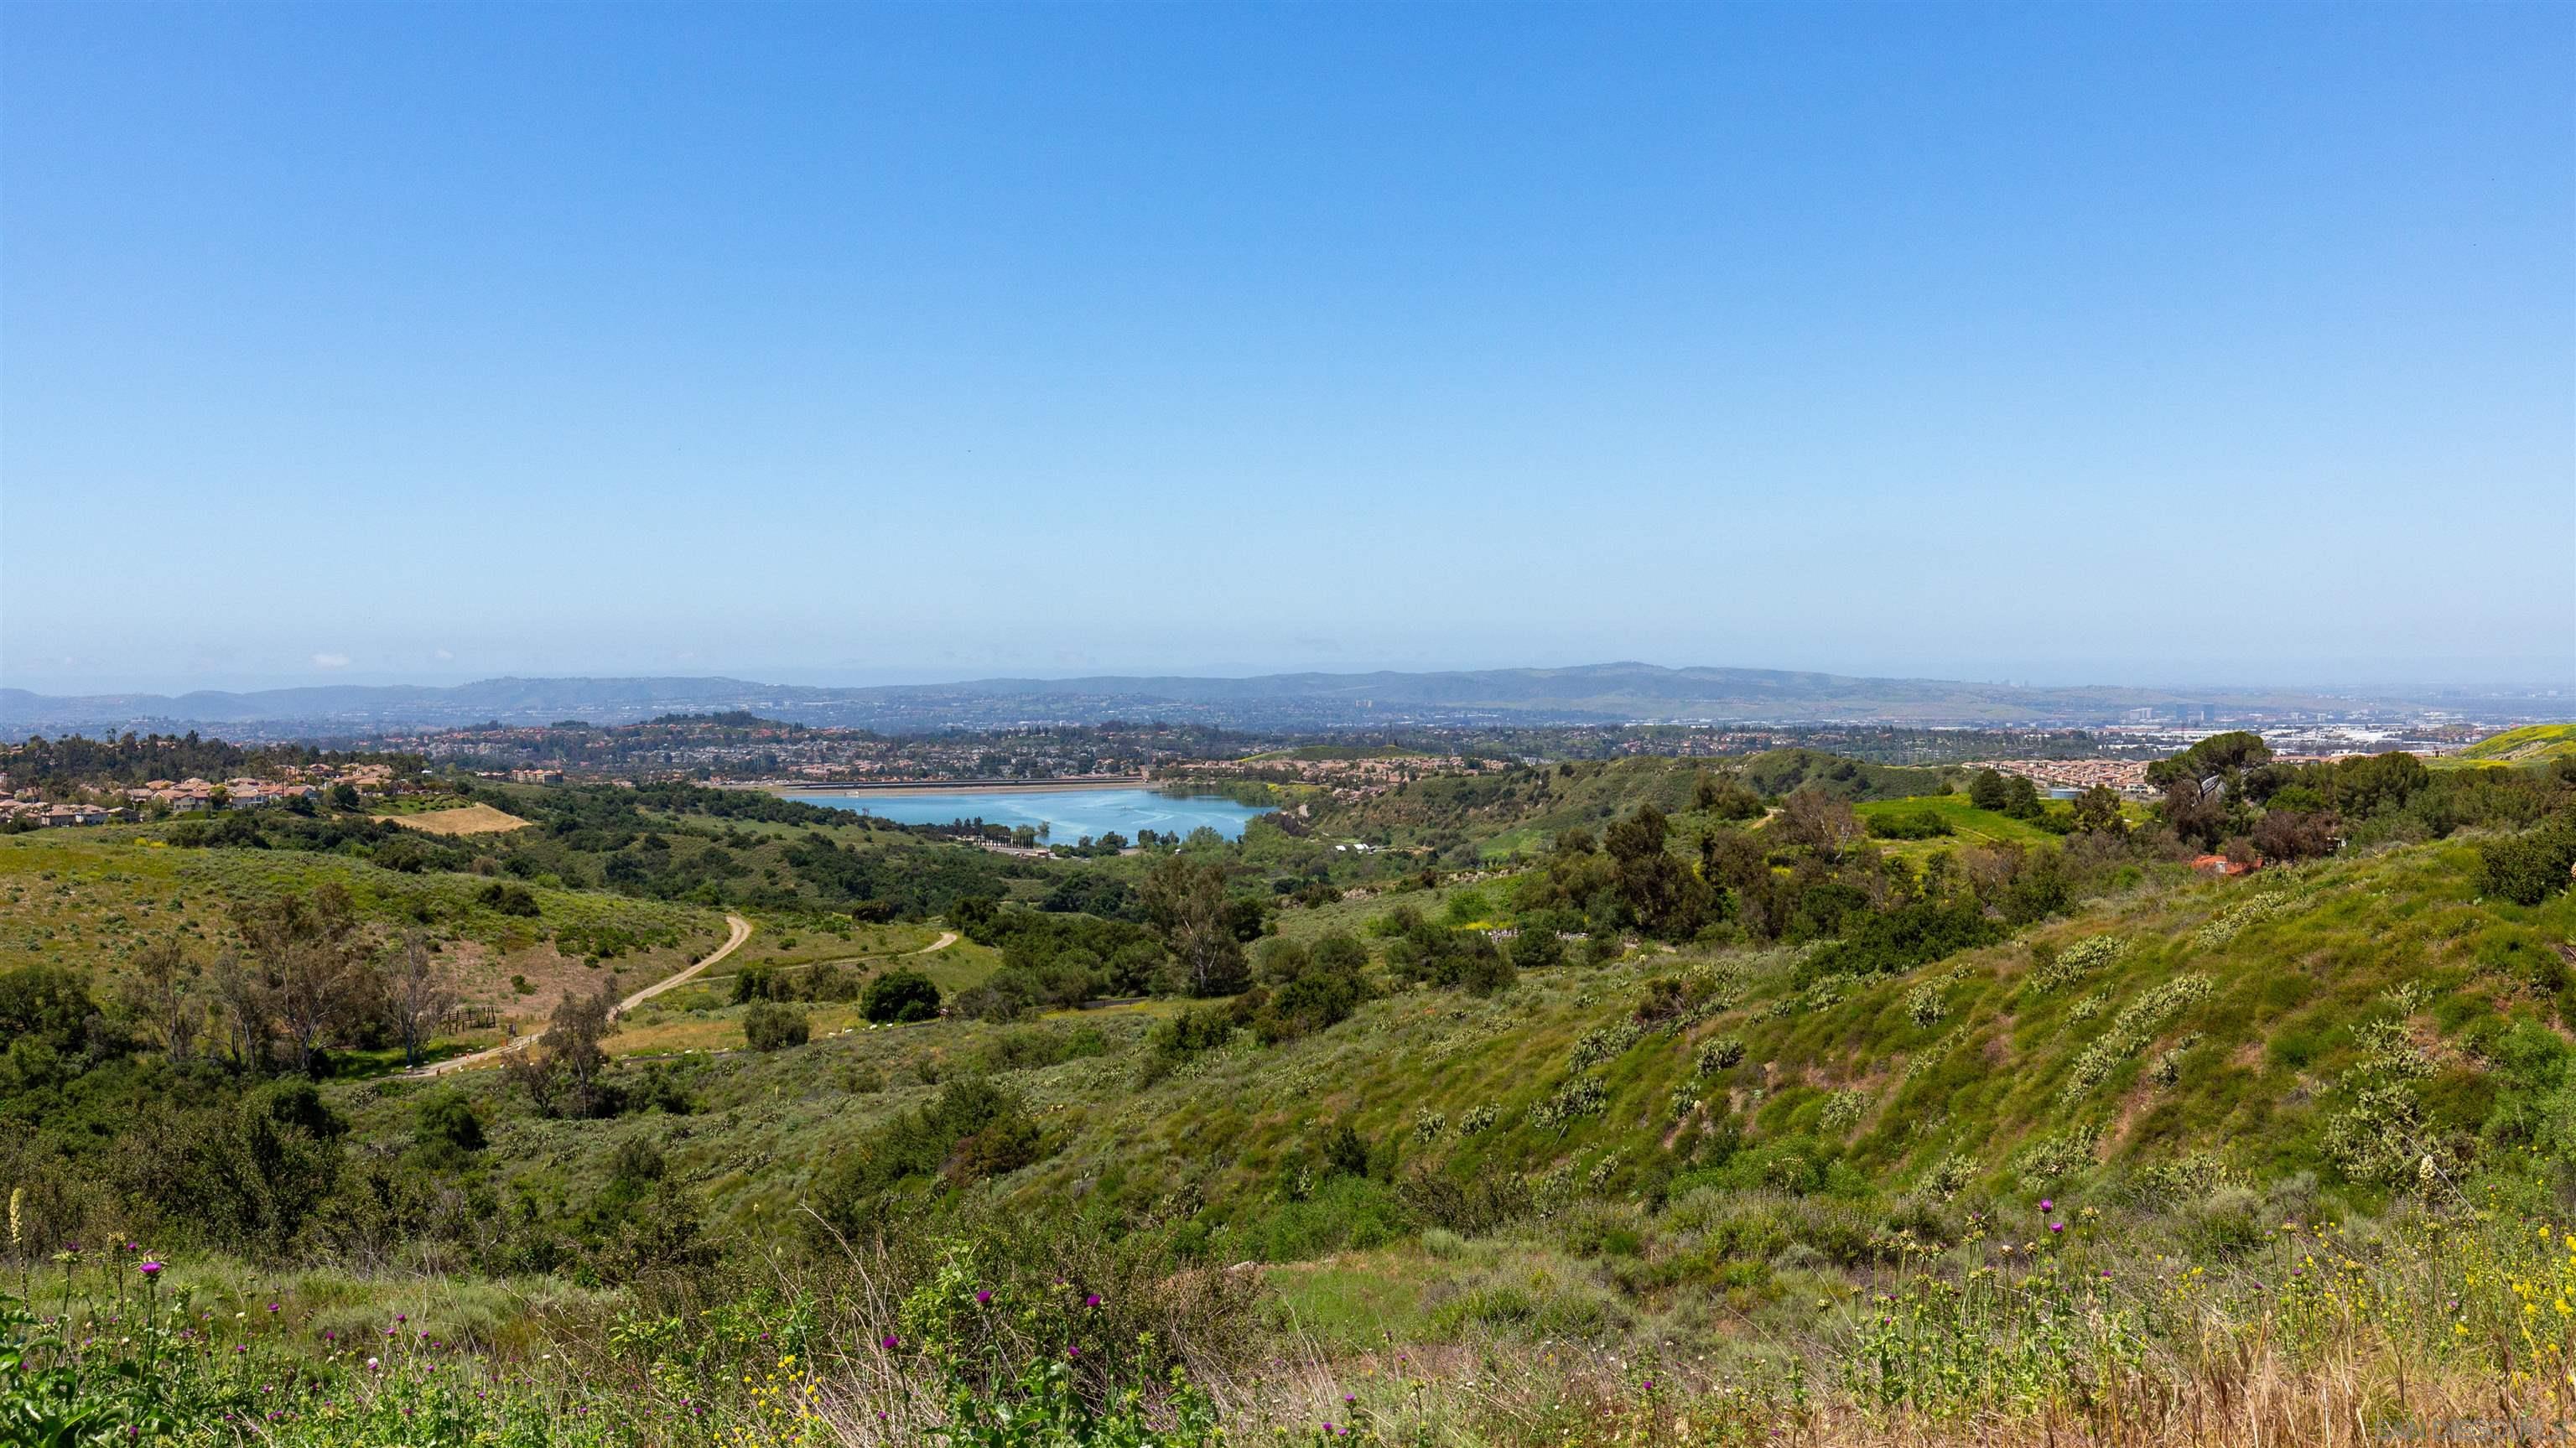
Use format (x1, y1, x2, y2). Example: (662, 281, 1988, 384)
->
(783, 786, 1267, 842)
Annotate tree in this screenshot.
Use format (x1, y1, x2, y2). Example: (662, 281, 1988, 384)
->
(383, 932, 456, 1068)
(2251, 808, 2340, 864)
(231, 1079, 345, 1253)
(515, 982, 619, 1118)
(2158, 779, 2227, 853)
(862, 968, 943, 1023)
(1600, 804, 1714, 938)
(1251, 928, 1371, 1043)
(2144, 732, 2274, 791)
(744, 1000, 811, 1051)
(122, 939, 204, 1062)
(1509, 924, 1566, 972)
(1779, 787, 1865, 859)
(1141, 854, 1248, 996)
(1692, 770, 1764, 821)
(210, 952, 277, 1072)
(2324, 751, 2429, 817)
(1967, 770, 2011, 812)
(1999, 775, 2044, 821)
(1453, 934, 1516, 997)
(0, 962, 106, 1060)
(2071, 786, 2127, 836)
(231, 885, 376, 1077)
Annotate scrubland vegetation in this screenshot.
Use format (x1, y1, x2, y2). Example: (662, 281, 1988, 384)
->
(4, 732, 2574, 1444)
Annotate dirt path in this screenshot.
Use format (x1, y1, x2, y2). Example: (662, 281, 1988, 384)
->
(917, 930, 958, 953)
(415, 913, 753, 1076)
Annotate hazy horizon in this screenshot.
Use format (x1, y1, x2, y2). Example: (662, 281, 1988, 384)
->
(6, 654, 2567, 703)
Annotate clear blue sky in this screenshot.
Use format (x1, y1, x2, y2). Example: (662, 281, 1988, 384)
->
(4, 3, 2569, 694)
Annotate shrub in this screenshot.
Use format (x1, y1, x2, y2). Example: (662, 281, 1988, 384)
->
(813, 1077, 1044, 1224)
(1868, 808, 1953, 840)
(475, 881, 541, 917)
(2009, 1126, 2099, 1185)
(864, 968, 943, 1024)
(1529, 1076, 1608, 1133)
(1400, 1165, 1535, 1235)
(1696, 1035, 1748, 1075)
(1139, 1004, 1240, 1083)
(1571, 1020, 1641, 1071)
(744, 1000, 811, 1051)
(2477, 823, 2576, 906)
(413, 1089, 483, 1155)
(2059, 974, 2213, 1106)
(1250, 930, 1370, 1043)
(2028, 934, 2126, 994)
(1510, 926, 1566, 971)
(1796, 902, 2004, 986)
(1819, 1088, 1868, 1134)
(2194, 889, 2296, 949)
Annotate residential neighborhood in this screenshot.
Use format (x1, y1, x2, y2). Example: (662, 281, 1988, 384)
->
(0, 758, 404, 829)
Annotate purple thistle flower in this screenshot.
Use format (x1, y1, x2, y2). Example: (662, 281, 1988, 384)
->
(880, 1333, 900, 1351)
(2050, 1222, 2064, 1233)
(975, 1290, 991, 1305)
(138, 1262, 164, 1279)
(1083, 1293, 1102, 1308)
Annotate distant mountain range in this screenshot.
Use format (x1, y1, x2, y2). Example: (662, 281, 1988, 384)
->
(0, 663, 2524, 738)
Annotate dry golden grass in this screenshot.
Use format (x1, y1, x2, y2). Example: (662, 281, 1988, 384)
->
(386, 801, 533, 836)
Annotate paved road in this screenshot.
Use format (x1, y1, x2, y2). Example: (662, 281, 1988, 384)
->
(414, 913, 754, 1076)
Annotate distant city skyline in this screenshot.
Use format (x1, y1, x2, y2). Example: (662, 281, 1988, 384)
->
(5, 4, 2570, 696)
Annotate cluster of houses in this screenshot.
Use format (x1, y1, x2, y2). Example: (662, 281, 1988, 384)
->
(1987, 758, 2158, 799)
(0, 760, 405, 830)
(124, 776, 325, 812)
(0, 798, 117, 828)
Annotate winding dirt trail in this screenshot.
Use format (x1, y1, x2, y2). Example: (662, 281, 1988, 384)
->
(414, 913, 753, 1076)
(917, 930, 958, 953)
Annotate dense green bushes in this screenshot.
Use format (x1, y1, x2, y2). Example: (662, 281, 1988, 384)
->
(1796, 902, 2005, 986)
(864, 968, 943, 1023)
(2477, 821, 2576, 905)
(743, 1000, 811, 1051)
(811, 1077, 1046, 1231)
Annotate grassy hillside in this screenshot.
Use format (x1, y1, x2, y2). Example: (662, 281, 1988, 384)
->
(2458, 722, 2576, 765)
(1021, 837, 2566, 1228)
(9, 746, 2574, 1447)
(1311, 751, 1955, 863)
(0, 832, 729, 1039)
(349, 830, 2569, 1260)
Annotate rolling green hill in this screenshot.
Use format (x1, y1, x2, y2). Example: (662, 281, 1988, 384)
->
(2457, 722, 2576, 765)
(299, 827, 2573, 1266)
(1309, 751, 1956, 862)
(8, 745, 2574, 1447)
